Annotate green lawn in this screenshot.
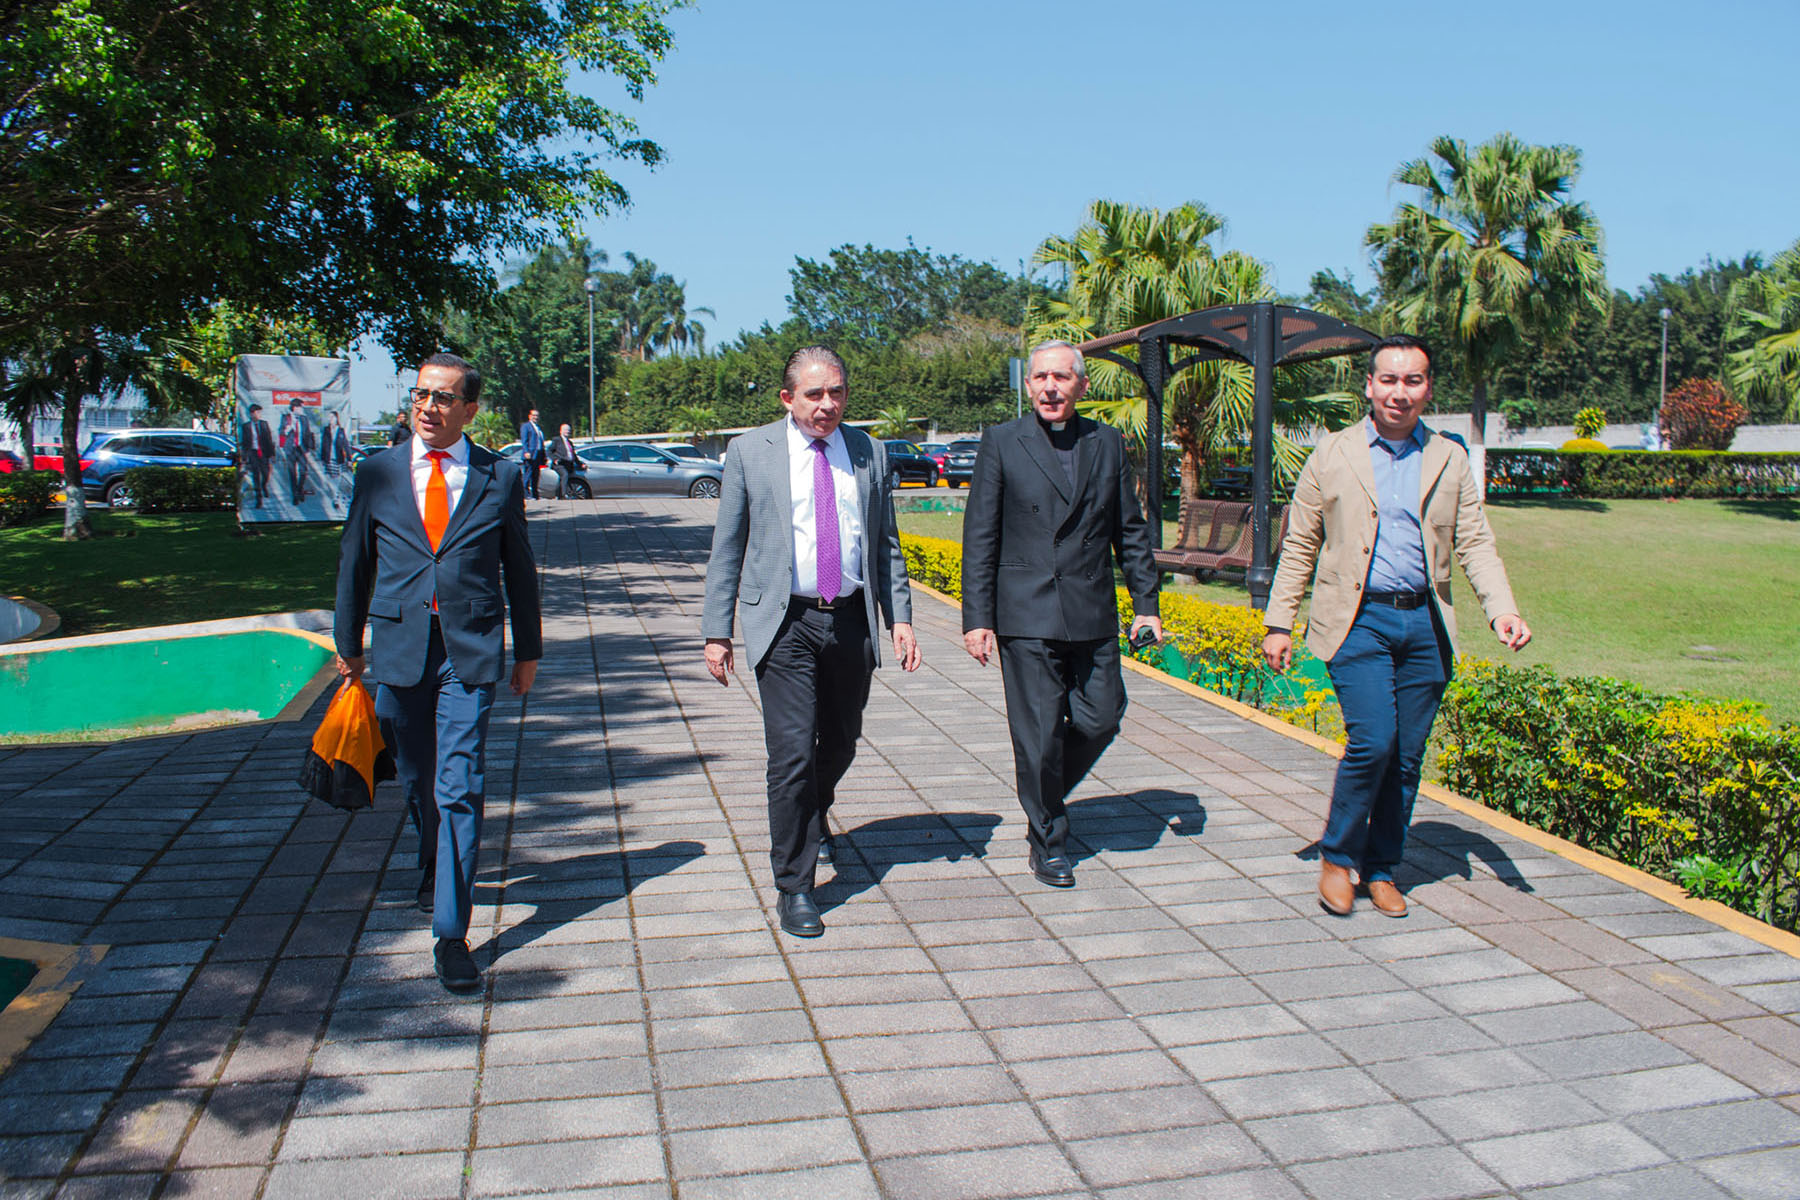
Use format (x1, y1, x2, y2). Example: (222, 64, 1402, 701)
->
(901, 497, 1800, 723)
(0, 512, 340, 638)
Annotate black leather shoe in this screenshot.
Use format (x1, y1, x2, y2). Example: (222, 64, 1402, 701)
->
(416, 867, 435, 914)
(433, 937, 481, 993)
(816, 835, 834, 867)
(1030, 848, 1076, 888)
(776, 890, 824, 937)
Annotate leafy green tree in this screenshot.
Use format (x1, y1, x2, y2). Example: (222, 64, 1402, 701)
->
(447, 240, 602, 432)
(1367, 133, 1610, 457)
(3, 0, 675, 536)
(1727, 239, 1800, 419)
(467, 410, 514, 451)
(788, 242, 1035, 347)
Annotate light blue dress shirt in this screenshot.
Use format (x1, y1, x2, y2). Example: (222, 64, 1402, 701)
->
(1364, 418, 1428, 593)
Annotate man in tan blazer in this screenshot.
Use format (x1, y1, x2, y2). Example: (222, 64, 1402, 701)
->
(1263, 335, 1531, 918)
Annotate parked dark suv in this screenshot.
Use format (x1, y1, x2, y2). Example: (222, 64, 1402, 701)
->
(942, 438, 980, 488)
(882, 440, 939, 488)
(81, 428, 237, 506)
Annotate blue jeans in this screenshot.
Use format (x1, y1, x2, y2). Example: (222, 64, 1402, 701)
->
(1320, 602, 1450, 882)
(377, 624, 497, 940)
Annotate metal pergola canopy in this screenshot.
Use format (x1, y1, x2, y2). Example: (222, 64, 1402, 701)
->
(1074, 302, 1378, 608)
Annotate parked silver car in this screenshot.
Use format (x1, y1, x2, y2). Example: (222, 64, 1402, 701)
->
(576, 441, 724, 498)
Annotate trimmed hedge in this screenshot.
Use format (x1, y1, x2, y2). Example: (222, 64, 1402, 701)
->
(1438, 660, 1800, 930)
(0, 470, 56, 527)
(1487, 448, 1800, 499)
(119, 466, 238, 512)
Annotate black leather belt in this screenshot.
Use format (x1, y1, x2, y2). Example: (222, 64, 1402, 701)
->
(792, 590, 861, 611)
(1362, 589, 1431, 610)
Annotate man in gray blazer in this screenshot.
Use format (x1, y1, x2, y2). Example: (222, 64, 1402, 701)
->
(703, 346, 921, 937)
(962, 340, 1161, 888)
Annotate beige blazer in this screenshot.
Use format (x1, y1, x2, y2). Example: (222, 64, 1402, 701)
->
(1265, 422, 1518, 662)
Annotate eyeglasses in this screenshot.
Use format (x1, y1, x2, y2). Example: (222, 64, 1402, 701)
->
(409, 387, 467, 410)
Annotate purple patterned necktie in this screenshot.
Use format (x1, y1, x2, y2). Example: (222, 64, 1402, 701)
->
(811, 438, 840, 603)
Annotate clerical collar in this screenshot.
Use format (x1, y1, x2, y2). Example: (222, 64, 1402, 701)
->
(1036, 416, 1069, 432)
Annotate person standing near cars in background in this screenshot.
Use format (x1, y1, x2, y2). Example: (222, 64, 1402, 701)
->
(1262, 334, 1531, 919)
(549, 423, 578, 499)
(519, 409, 545, 500)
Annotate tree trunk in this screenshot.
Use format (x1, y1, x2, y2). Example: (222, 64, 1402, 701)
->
(1468, 374, 1489, 500)
(60, 387, 91, 540)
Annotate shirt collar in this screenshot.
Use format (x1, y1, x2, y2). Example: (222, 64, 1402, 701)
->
(412, 433, 470, 465)
(1364, 416, 1424, 451)
(786, 416, 844, 452)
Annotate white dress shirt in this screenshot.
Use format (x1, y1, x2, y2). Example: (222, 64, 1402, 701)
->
(785, 418, 865, 598)
(409, 434, 470, 526)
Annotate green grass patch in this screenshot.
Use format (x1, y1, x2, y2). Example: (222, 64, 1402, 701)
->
(900, 497, 1800, 723)
(0, 512, 340, 637)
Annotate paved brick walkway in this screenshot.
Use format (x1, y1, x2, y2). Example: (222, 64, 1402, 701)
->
(2, 498, 1799, 1199)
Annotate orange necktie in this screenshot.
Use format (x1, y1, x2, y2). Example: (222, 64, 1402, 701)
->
(424, 450, 450, 550)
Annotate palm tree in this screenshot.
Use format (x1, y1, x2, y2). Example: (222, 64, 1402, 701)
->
(653, 289, 716, 358)
(1726, 238, 1800, 419)
(467, 409, 513, 450)
(1029, 200, 1355, 503)
(670, 405, 717, 443)
(870, 406, 924, 440)
(1366, 133, 1609, 465)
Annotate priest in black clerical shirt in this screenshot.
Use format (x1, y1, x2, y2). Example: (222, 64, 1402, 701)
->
(958, 340, 1162, 889)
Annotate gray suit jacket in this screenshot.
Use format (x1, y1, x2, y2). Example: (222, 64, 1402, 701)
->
(702, 418, 913, 671)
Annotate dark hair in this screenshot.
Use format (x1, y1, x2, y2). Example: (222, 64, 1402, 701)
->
(421, 351, 482, 404)
(1368, 333, 1433, 377)
(248, 403, 261, 413)
(781, 345, 848, 394)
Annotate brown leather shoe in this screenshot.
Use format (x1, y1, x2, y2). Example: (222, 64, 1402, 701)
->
(1318, 861, 1354, 916)
(1366, 879, 1408, 918)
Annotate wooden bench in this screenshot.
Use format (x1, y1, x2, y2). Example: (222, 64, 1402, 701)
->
(1153, 498, 1289, 580)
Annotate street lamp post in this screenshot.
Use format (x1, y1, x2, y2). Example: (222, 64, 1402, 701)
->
(1658, 306, 1672, 448)
(585, 277, 598, 437)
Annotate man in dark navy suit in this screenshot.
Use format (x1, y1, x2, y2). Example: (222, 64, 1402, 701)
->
(334, 353, 542, 993)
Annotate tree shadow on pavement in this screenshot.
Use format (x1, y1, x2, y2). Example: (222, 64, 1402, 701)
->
(1066, 788, 1208, 865)
(481, 840, 706, 961)
(818, 813, 1003, 913)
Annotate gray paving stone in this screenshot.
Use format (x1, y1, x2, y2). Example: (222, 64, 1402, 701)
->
(1414, 1082, 1608, 1141)
(660, 1077, 845, 1132)
(470, 1134, 665, 1194)
(857, 1102, 1046, 1158)
(1288, 1145, 1502, 1200)
(1205, 1066, 1392, 1120)
(667, 1116, 863, 1179)
(1065, 1124, 1268, 1186)
(1465, 1123, 1670, 1190)
(871, 1143, 1085, 1199)
(1247, 1101, 1446, 1162)
(263, 1150, 466, 1200)
(1519, 1163, 1735, 1199)
(1628, 1098, 1800, 1158)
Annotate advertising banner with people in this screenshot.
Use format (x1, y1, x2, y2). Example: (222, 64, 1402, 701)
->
(234, 355, 353, 523)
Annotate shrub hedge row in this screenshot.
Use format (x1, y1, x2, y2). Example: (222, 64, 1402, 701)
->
(120, 466, 238, 512)
(0, 470, 56, 527)
(1487, 449, 1800, 499)
(1437, 660, 1799, 930)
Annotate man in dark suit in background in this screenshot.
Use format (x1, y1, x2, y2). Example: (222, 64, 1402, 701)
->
(548, 422, 578, 499)
(702, 346, 920, 938)
(334, 352, 542, 992)
(239, 402, 275, 508)
(518, 408, 545, 500)
(961, 340, 1162, 888)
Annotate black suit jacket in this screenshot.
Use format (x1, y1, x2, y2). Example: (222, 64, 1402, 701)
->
(334, 438, 542, 688)
(960, 415, 1159, 641)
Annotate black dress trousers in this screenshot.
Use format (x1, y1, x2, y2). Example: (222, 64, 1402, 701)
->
(997, 635, 1126, 857)
(755, 598, 873, 893)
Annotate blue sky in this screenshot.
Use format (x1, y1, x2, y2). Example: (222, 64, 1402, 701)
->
(355, 0, 1798, 416)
